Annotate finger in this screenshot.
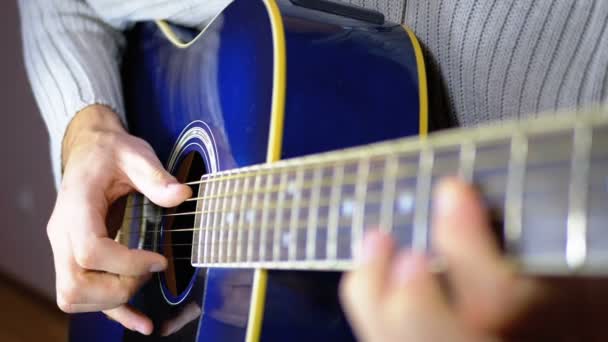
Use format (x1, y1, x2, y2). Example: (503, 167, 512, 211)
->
(117, 139, 192, 207)
(386, 251, 447, 314)
(160, 302, 202, 336)
(381, 251, 462, 341)
(432, 178, 537, 330)
(73, 236, 167, 276)
(340, 230, 395, 340)
(56, 270, 150, 312)
(104, 304, 154, 335)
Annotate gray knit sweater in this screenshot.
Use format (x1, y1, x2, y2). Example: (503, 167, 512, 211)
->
(18, 0, 608, 184)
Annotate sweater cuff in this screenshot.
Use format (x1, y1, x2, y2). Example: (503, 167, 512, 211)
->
(49, 99, 127, 189)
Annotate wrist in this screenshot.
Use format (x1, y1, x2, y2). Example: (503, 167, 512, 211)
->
(61, 105, 126, 169)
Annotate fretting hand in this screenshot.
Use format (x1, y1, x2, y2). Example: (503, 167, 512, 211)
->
(340, 178, 541, 341)
(47, 105, 191, 334)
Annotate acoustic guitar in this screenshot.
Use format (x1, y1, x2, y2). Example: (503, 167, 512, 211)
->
(69, 0, 608, 340)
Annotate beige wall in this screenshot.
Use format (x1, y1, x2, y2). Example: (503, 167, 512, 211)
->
(0, 0, 57, 299)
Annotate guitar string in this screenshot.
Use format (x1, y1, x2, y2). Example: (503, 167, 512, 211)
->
(118, 181, 595, 225)
(117, 210, 402, 237)
(139, 234, 367, 260)
(116, 150, 607, 248)
(126, 145, 592, 209)
(138, 232, 360, 250)
(125, 170, 413, 215)
(121, 152, 590, 221)
(115, 181, 607, 250)
(123, 191, 398, 222)
(124, 161, 422, 210)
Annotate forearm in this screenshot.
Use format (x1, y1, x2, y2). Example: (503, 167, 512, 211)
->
(18, 0, 127, 186)
(62, 105, 125, 169)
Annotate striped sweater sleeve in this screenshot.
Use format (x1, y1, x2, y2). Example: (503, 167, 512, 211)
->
(18, 0, 231, 187)
(19, 0, 127, 186)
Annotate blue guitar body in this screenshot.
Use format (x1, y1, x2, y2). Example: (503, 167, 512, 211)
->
(69, 0, 427, 340)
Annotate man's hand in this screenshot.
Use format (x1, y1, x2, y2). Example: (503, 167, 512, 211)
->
(48, 105, 191, 334)
(340, 178, 540, 341)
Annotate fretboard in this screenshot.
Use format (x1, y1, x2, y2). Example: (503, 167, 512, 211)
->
(191, 108, 608, 275)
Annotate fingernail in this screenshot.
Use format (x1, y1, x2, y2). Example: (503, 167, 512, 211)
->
(391, 252, 425, 285)
(135, 322, 149, 335)
(150, 263, 165, 272)
(434, 180, 458, 219)
(165, 177, 180, 187)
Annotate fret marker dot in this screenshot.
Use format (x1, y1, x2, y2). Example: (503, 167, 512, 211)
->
(287, 181, 297, 196)
(397, 193, 414, 214)
(246, 209, 255, 224)
(225, 212, 235, 226)
(281, 232, 291, 248)
(341, 199, 354, 217)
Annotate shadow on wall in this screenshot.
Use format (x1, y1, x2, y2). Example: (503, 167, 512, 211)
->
(0, 0, 57, 299)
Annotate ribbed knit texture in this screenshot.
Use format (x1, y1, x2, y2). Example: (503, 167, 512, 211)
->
(19, 0, 608, 184)
(18, 0, 230, 185)
(351, 0, 608, 128)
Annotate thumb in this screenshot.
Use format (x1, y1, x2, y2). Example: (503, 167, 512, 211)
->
(118, 140, 192, 207)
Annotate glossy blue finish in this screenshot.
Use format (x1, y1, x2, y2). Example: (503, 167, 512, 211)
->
(69, 0, 423, 340)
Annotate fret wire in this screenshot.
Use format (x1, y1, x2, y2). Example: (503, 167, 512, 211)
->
(259, 173, 273, 261)
(327, 164, 345, 260)
(247, 173, 262, 261)
(210, 176, 226, 263)
(352, 158, 370, 258)
(144, 196, 158, 250)
(566, 123, 592, 270)
(192, 180, 206, 264)
(227, 177, 243, 263)
(139, 197, 151, 250)
(306, 166, 323, 261)
(273, 172, 289, 261)
(459, 140, 476, 183)
(117, 195, 133, 246)
(504, 132, 528, 254)
(236, 177, 251, 262)
(202, 174, 217, 264)
(219, 174, 235, 263)
(379, 155, 399, 234)
(413, 147, 434, 253)
(288, 167, 305, 261)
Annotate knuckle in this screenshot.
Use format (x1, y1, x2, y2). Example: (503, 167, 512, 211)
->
(116, 282, 136, 304)
(151, 167, 168, 182)
(91, 130, 121, 147)
(56, 297, 74, 313)
(117, 287, 132, 304)
(74, 246, 96, 270)
(56, 282, 80, 312)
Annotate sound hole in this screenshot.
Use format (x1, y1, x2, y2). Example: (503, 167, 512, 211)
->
(161, 151, 206, 299)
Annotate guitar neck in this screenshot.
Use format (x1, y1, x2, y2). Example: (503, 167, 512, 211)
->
(191, 108, 608, 275)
